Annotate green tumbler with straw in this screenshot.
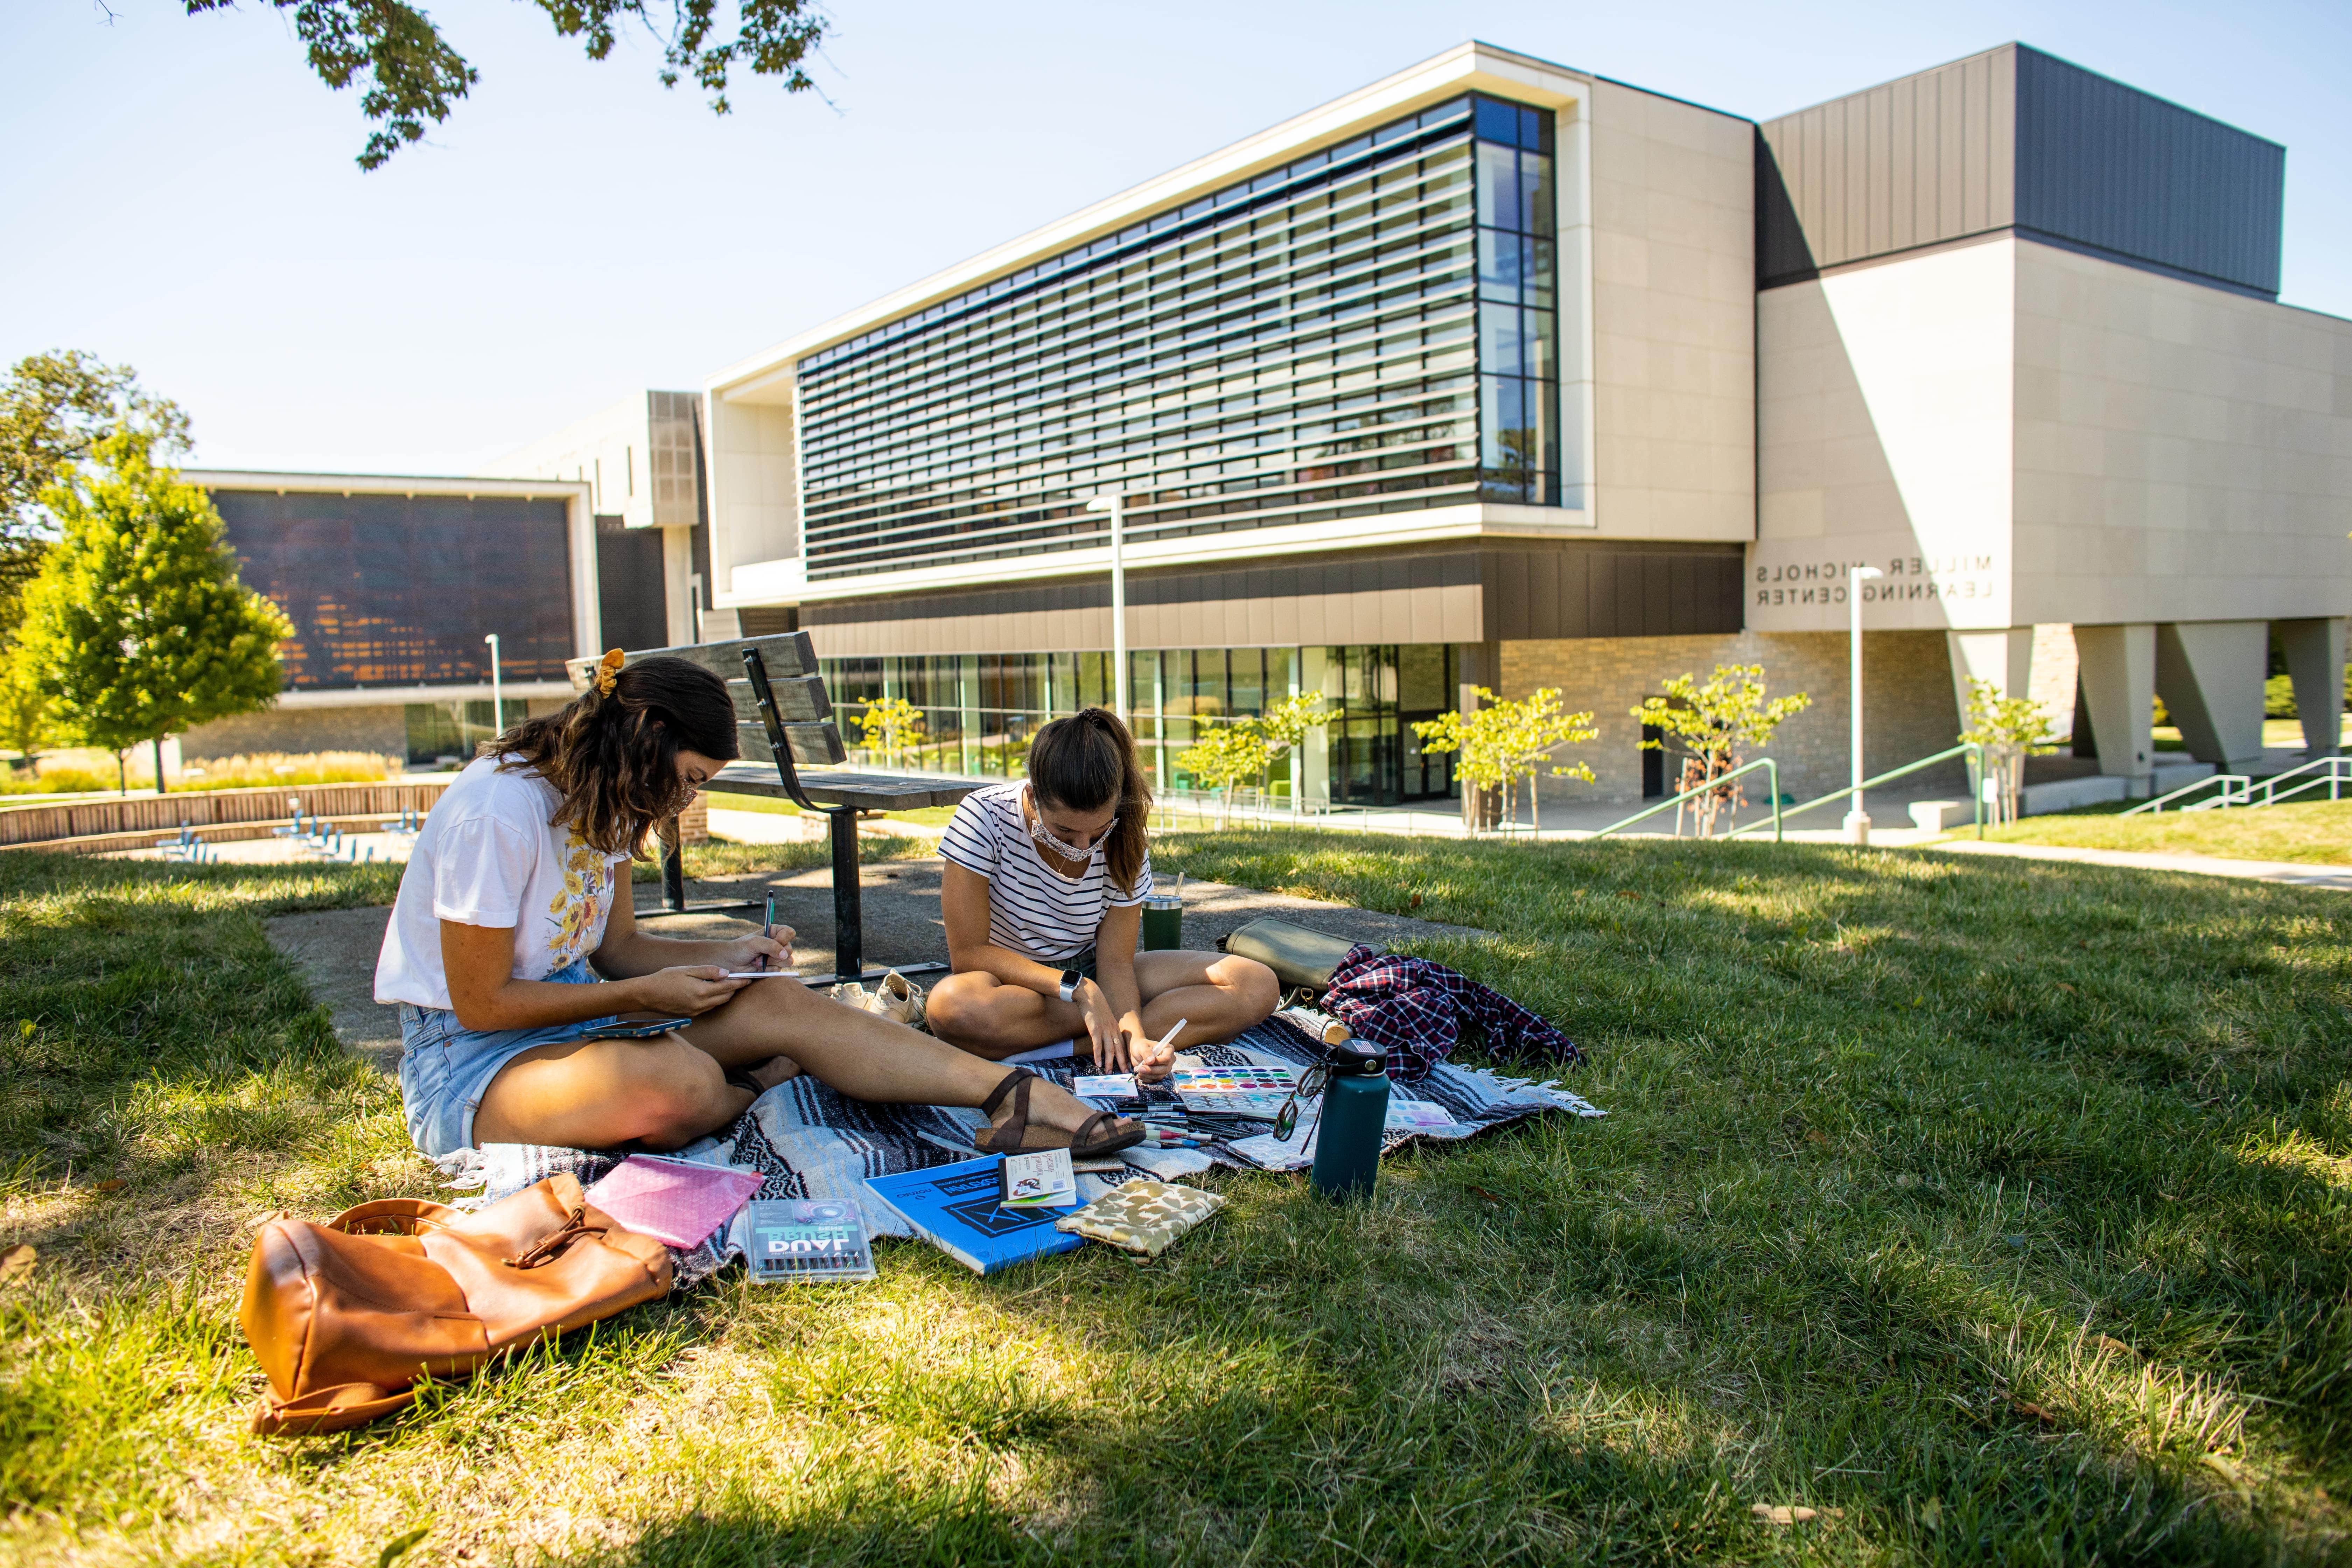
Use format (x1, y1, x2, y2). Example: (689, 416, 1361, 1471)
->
(1141, 873, 1183, 951)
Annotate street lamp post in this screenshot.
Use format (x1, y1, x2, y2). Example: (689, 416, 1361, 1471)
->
(1843, 566, 1884, 845)
(483, 633, 503, 739)
(1084, 494, 1130, 719)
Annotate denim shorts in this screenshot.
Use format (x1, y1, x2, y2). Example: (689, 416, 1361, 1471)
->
(396, 957, 621, 1158)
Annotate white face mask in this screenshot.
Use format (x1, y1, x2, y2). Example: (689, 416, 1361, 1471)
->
(1024, 786, 1115, 861)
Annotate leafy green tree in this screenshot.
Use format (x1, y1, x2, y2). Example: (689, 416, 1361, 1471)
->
(0, 353, 190, 771)
(1631, 664, 1811, 837)
(3, 351, 190, 542)
(853, 695, 926, 769)
(1178, 719, 1270, 828)
(1253, 692, 1325, 808)
(1958, 677, 2061, 826)
(180, 0, 826, 170)
(18, 431, 292, 793)
(1412, 687, 1597, 834)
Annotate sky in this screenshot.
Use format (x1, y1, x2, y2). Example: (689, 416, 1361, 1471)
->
(4, 0, 2346, 476)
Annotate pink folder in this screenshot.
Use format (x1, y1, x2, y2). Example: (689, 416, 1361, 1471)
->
(583, 1155, 763, 1249)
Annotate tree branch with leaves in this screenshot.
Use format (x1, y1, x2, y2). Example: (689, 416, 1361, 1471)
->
(182, 0, 828, 170)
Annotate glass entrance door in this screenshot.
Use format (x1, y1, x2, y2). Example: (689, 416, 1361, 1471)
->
(1322, 644, 1463, 807)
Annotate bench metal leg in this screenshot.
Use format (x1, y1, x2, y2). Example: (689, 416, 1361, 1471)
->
(663, 821, 687, 913)
(830, 808, 862, 983)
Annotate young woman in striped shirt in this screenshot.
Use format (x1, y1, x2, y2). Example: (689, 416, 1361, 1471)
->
(927, 708, 1280, 1078)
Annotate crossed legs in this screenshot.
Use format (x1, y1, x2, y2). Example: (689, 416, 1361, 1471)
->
(926, 949, 1281, 1063)
(470, 974, 1111, 1151)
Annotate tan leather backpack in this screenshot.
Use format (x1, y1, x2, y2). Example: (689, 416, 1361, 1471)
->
(240, 1172, 672, 1434)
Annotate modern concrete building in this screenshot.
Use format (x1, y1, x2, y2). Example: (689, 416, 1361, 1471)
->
(1751, 43, 2351, 806)
(664, 38, 2346, 812)
(179, 471, 600, 764)
(191, 40, 2347, 807)
(478, 390, 716, 649)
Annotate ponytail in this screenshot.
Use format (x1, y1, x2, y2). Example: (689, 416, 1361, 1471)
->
(1027, 707, 1151, 897)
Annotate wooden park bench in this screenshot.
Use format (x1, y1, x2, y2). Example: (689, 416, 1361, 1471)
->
(565, 632, 976, 988)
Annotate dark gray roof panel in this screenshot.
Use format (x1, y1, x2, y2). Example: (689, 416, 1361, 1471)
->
(2013, 46, 2283, 296)
(1759, 43, 2283, 298)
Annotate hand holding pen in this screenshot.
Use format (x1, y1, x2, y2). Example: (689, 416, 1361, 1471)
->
(1133, 1016, 1184, 1083)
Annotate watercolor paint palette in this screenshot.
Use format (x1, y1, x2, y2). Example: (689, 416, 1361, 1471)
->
(1171, 1064, 1300, 1119)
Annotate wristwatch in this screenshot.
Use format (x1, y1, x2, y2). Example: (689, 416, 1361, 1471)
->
(1056, 968, 1084, 1003)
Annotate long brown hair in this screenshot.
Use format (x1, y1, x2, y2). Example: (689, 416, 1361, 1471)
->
(488, 655, 738, 858)
(1026, 707, 1152, 897)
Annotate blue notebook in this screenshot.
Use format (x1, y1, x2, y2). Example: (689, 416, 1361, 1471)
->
(863, 1156, 1083, 1275)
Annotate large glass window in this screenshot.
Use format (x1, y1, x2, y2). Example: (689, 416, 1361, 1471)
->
(820, 648, 1302, 789)
(211, 490, 576, 688)
(794, 93, 1567, 582)
(817, 644, 1469, 807)
(1472, 101, 1560, 504)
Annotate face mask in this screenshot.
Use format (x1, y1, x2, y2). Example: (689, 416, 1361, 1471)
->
(1025, 786, 1115, 861)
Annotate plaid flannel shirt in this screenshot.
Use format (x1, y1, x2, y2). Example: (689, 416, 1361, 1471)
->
(1321, 944, 1583, 1084)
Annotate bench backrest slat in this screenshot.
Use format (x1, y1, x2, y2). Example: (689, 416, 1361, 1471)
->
(564, 632, 845, 769)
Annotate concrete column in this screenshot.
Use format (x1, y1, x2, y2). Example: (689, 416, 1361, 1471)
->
(958, 653, 980, 775)
(2154, 621, 2267, 772)
(1299, 646, 1331, 806)
(2074, 623, 2156, 791)
(2276, 618, 2345, 757)
(1945, 628, 2034, 733)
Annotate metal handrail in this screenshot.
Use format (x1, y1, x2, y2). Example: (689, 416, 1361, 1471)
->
(2123, 754, 2347, 815)
(1725, 742, 1986, 840)
(2249, 754, 2350, 808)
(2123, 773, 2249, 815)
(1593, 757, 1782, 842)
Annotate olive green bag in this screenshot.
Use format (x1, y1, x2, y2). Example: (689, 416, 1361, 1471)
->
(1214, 917, 1373, 998)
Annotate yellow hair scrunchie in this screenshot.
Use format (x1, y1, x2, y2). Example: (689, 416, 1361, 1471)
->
(594, 648, 625, 696)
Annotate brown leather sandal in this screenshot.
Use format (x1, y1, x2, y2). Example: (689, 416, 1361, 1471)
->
(978, 1068, 1145, 1158)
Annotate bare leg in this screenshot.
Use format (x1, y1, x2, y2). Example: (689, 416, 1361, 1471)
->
(471, 980, 1120, 1152)
(928, 952, 1280, 1058)
(1131, 950, 1281, 1045)
(472, 1032, 755, 1152)
(924, 971, 1088, 1059)
(676, 976, 1109, 1135)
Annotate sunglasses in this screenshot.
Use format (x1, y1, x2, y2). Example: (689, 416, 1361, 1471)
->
(1271, 1063, 1331, 1142)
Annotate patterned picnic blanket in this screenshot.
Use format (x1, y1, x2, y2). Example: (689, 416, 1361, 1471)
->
(450, 1017, 1604, 1287)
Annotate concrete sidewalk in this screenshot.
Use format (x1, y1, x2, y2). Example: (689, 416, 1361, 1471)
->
(1916, 838, 2352, 892)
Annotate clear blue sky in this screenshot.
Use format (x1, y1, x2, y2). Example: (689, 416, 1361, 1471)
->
(4, 0, 2345, 475)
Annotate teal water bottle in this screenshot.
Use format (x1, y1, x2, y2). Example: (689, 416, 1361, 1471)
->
(1310, 1042, 1390, 1201)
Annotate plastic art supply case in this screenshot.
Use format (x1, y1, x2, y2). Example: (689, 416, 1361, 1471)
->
(746, 1199, 876, 1283)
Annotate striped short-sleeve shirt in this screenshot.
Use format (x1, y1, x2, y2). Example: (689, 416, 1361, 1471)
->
(938, 782, 1151, 962)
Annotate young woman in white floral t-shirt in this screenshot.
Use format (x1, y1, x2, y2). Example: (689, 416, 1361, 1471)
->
(375, 653, 1140, 1161)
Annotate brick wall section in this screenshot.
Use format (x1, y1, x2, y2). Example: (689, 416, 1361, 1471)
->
(1501, 629, 1963, 809)
(181, 704, 407, 760)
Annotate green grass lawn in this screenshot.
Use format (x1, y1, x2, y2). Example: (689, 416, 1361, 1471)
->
(3, 832, 2349, 1563)
(1977, 798, 2352, 866)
